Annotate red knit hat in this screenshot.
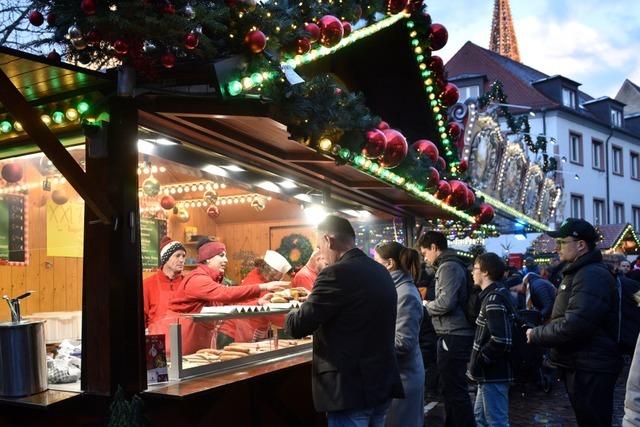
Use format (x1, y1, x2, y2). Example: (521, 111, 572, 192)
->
(159, 236, 186, 266)
(197, 240, 226, 262)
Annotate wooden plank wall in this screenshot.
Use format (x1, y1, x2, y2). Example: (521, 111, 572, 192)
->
(0, 161, 83, 322)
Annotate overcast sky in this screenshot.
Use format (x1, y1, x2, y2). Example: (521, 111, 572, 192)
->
(427, 1, 640, 99)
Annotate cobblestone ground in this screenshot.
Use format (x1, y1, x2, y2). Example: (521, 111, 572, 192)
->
(424, 360, 630, 426)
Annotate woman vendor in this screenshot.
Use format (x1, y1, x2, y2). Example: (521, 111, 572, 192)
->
(217, 250, 292, 348)
(168, 239, 287, 355)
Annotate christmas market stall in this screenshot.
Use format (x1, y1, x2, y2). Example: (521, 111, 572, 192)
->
(0, 0, 497, 424)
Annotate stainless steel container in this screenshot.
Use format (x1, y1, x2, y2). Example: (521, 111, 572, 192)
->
(0, 320, 48, 397)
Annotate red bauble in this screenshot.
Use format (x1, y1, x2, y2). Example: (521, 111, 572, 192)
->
(429, 23, 448, 51)
(380, 129, 408, 169)
(184, 33, 199, 50)
(386, 0, 408, 14)
(244, 30, 267, 53)
(458, 159, 468, 173)
(476, 203, 495, 224)
(292, 37, 311, 55)
(436, 156, 446, 171)
(1, 163, 23, 183)
(447, 122, 461, 140)
(411, 139, 439, 163)
(305, 23, 321, 42)
(52, 189, 69, 205)
(435, 180, 451, 199)
(206, 205, 220, 219)
(160, 195, 176, 210)
(47, 50, 61, 62)
(342, 21, 352, 37)
(426, 167, 440, 188)
(407, 0, 423, 13)
(377, 121, 390, 130)
(440, 83, 459, 107)
(81, 0, 97, 15)
(28, 10, 44, 26)
(113, 39, 129, 55)
(86, 29, 102, 45)
(427, 55, 444, 77)
(318, 15, 343, 48)
(465, 188, 476, 208)
(362, 129, 387, 159)
(46, 13, 56, 26)
(448, 180, 467, 207)
(163, 2, 176, 14)
(161, 52, 176, 68)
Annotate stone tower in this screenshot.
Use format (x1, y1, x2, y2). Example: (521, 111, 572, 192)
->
(489, 0, 521, 62)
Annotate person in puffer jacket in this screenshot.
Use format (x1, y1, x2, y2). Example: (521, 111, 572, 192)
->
(527, 218, 622, 427)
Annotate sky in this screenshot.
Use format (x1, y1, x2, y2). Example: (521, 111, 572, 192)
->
(426, 0, 640, 99)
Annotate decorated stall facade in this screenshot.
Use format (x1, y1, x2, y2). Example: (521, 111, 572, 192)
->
(0, 0, 505, 423)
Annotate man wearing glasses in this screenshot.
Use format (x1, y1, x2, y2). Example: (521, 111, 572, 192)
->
(526, 218, 622, 427)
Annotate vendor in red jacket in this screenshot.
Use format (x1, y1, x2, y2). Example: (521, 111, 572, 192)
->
(291, 249, 327, 291)
(168, 239, 286, 355)
(217, 250, 293, 347)
(143, 236, 186, 335)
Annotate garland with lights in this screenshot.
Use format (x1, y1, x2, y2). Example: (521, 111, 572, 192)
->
(478, 81, 557, 173)
(22, 0, 493, 225)
(276, 233, 314, 269)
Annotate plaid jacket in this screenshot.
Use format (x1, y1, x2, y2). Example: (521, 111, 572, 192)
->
(467, 283, 514, 383)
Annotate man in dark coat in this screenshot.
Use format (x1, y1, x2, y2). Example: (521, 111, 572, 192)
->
(511, 272, 556, 322)
(527, 218, 622, 427)
(286, 215, 403, 426)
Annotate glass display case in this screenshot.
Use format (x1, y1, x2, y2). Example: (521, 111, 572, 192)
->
(168, 303, 311, 380)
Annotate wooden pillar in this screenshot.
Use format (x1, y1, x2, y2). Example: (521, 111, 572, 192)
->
(82, 97, 145, 395)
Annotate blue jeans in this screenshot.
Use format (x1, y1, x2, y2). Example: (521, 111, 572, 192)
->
(327, 400, 391, 427)
(474, 382, 509, 427)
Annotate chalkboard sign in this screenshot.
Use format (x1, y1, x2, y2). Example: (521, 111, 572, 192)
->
(0, 194, 26, 263)
(140, 218, 167, 270)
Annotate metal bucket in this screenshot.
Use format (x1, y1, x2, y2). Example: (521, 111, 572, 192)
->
(0, 320, 48, 397)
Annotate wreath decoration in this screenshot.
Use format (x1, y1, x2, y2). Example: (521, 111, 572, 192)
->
(277, 233, 314, 269)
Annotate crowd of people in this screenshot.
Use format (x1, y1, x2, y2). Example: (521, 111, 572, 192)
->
(143, 215, 640, 427)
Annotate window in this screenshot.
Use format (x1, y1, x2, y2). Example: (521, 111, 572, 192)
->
(592, 139, 604, 170)
(611, 109, 623, 127)
(562, 88, 576, 108)
(458, 85, 480, 101)
(634, 206, 640, 232)
(631, 152, 639, 180)
(569, 132, 583, 164)
(612, 146, 624, 175)
(614, 202, 625, 223)
(593, 198, 606, 225)
(571, 194, 584, 219)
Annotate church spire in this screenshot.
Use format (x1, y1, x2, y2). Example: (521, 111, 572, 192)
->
(489, 0, 521, 62)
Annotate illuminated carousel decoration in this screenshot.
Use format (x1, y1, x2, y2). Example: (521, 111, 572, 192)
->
(451, 96, 562, 231)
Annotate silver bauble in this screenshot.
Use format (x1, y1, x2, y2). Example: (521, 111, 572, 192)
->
(72, 38, 87, 50)
(67, 24, 83, 41)
(143, 40, 157, 53)
(183, 4, 196, 19)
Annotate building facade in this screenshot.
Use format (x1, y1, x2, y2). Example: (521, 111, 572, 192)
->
(446, 42, 640, 231)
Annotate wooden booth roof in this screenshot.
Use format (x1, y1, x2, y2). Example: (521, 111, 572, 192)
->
(596, 223, 640, 252)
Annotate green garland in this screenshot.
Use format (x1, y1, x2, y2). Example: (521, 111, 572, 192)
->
(477, 81, 557, 173)
(276, 233, 314, 269)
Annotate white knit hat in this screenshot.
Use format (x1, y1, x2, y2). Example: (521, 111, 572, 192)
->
(264, 250, 292, 274)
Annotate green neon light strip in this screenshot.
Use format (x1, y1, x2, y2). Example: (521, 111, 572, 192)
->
(226, 13, 408, 96)
(475, 189, 549, 231)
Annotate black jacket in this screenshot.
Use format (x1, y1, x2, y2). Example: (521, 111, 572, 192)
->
(285, 248, 404, 412)
(529, 250, 622, 374)
(526, 273, 556, 321)
(468, 283, 514, 383)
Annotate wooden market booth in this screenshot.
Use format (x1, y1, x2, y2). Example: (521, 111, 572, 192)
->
(0, 12, 488, 426)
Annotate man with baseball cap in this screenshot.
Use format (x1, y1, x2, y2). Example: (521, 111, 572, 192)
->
(526, 218, 622, 427)
(143, 236, 186, 335)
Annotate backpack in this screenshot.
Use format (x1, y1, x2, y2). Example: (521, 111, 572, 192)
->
(443, 258, 480, 326)
(614, 275, 640, 355)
